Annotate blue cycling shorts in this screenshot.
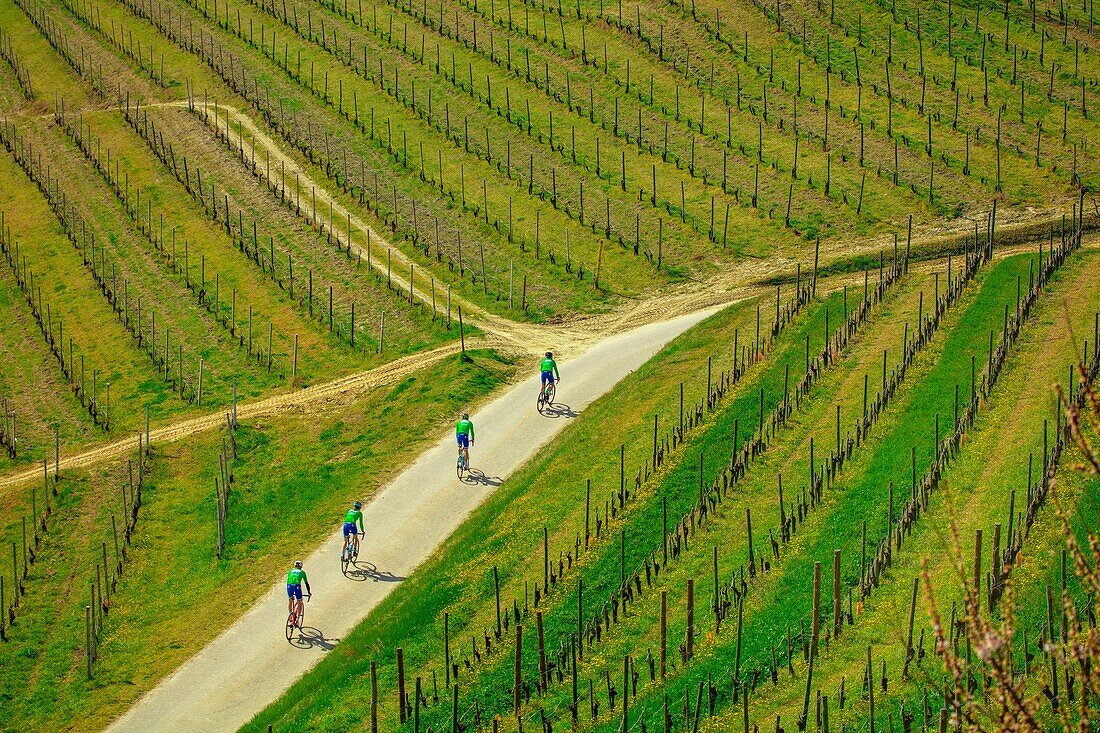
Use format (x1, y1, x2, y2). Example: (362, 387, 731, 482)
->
(457, 433, 470, 448)
(541, 370, 555, 385)
(287, 584, 303, 600)
(343, 522, 358, 537)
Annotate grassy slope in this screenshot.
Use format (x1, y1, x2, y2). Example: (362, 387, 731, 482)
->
(485, 253, 1027, 731)
(0, 0, 466, 456)
(714, 249, 1100, 730)
(19, 0, 1089, 319)
(23, 118, 286, 402)
(144, 104, 464, 360)
(0, 0, 1093, 725)
(153, 0, 630, 316)
(243, 275, 907, 731)
(229, 0, 795, 261)
(82, 109, 361, 379)
(0, 242, 96, 468)
(0, 0, 87, 110)
(422, 275, 926, 732)
(0, 139, 172, 446)
(612, 254, 1063, 729)
(0, 348, 515, 732)
(246, 248, 1097, 732)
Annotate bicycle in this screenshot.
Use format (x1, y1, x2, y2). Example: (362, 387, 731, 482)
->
(457, 445, 469, 479)
(285, 593, 310, 641)
(537, 380, 556, 413)
(341, 533, 360, 575)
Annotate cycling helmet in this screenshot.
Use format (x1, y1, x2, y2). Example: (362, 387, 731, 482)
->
(462, 412, 470, 420)
(353, 501, 362, 509)
(293, 560, 303, 568)
(545, 351, 553, 358)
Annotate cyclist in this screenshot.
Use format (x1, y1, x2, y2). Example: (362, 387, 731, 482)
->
(287, 560, 311, 618)
(342, 501, 365, 557)
(456, 412, 475, 465)
(540, 351, 561, 396)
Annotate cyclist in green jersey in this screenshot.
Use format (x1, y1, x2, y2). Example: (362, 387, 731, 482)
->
(286, 560, 311, 615)
(456, 412, 474, 465)
(342, 501, 365, 557)
(540, 352, 561, 393)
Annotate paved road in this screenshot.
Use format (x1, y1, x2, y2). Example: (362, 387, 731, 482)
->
(106, 307, 717, 733)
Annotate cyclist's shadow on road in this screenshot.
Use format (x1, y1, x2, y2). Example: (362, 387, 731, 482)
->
(461, 468, 502, 487)
(290, 627, 338, 651)
(344, 560, 406, 584)
(541, 402, 578, 419)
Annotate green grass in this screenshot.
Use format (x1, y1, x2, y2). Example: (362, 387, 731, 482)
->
(532, 250, 1065, 732)
(242, 247, 1097, 732)
(0, 0, 1096, 725)
(66, 0, 1088, 321)
(0, 142, 176, 442)
(0, 348, 515, 732)
(82, 106, 460, 371)
(0, 0, 88, 109)
(80, 108, 358, 378)
(17, 117, 282, 409)
(0, 0, 470, 470)
(0, 0, 473, 465)
(140, 104, 467, 358)
(241, 275, 904, 731)
(0, 254, 96, 468)
(712, 249, 1100, 731)
(3, 0, 1090, 326)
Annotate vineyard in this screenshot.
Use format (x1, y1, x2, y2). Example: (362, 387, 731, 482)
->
(0, 0, 1096, 729)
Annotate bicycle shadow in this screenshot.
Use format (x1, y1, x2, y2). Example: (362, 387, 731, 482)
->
(540, 402, 578, 419)
(290, 626, 338, 650)
(344, 560, 406, 583)
(461, 468, 502, 487)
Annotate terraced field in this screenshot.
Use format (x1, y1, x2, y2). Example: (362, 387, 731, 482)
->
(246, 235, 1100, 733)
(0, 0, 1096, 729)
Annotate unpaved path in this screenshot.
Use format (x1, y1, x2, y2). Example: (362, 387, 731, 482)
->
(183, 100, 555, 350)
(104, 306, 718, 733)
(0, 342, 463, 490)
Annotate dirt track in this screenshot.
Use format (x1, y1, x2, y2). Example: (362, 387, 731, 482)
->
(0, 342, 464, 489)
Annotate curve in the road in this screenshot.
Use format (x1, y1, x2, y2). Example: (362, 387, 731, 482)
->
(105, 306, 719, 733)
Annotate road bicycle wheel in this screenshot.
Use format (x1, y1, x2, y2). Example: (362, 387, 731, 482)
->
(536, 387, 547, 413)
(456, 454, 466, 479)
(546, 383, 556, 406)
(297, 604, 305, 631)
(285, 612, 295, 641)
(341, 544, 351, 575)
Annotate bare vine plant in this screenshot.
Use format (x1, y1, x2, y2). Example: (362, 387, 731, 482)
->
(920, 361, 1100, 731)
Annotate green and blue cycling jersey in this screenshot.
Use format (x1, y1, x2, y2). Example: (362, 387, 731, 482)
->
(287, 567, 308, 600)
(540, 357, 559, 385)
(456, 418, 474, 448)
(343, 508, 364, 537)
